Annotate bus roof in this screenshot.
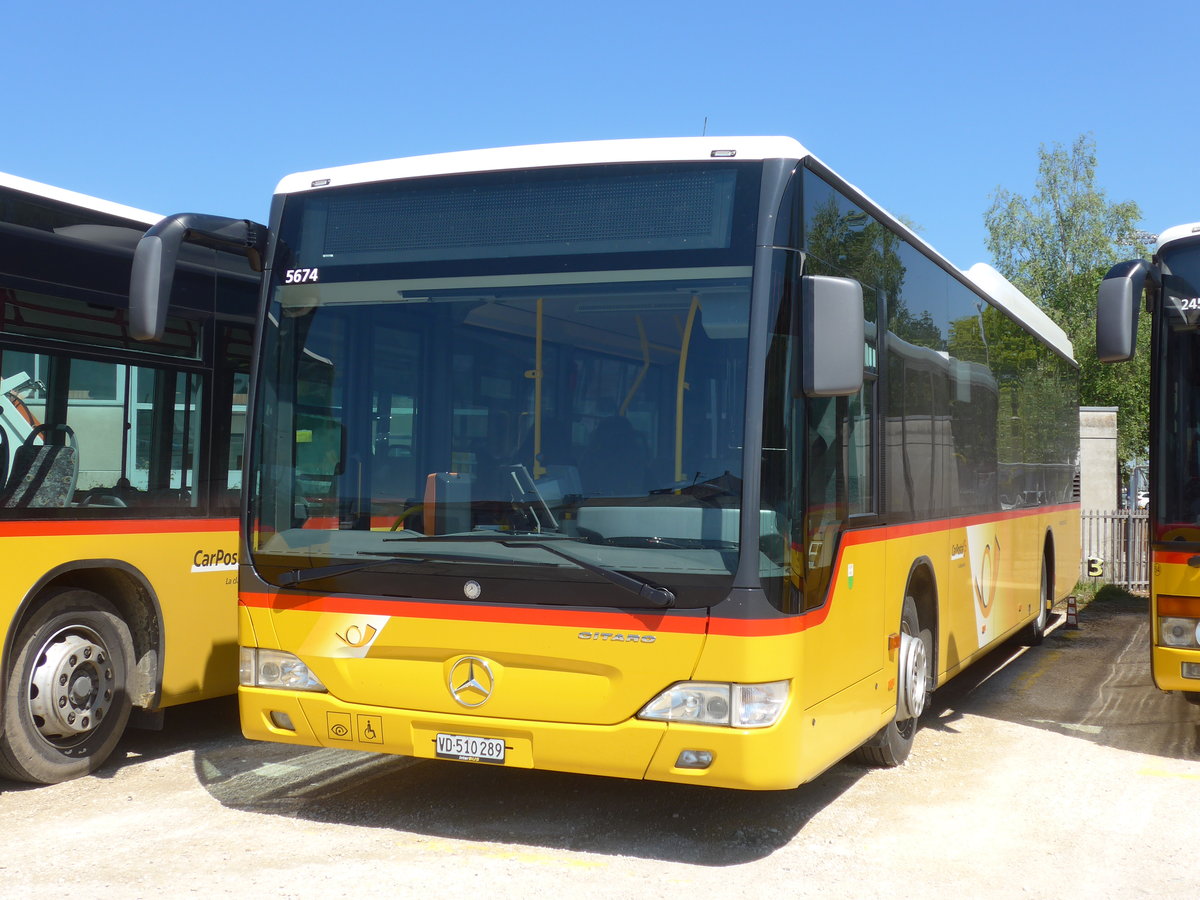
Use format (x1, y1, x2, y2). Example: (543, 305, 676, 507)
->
(273, 137, 814, 195)
(275, 137, 1074, 363)
(0, 170, 160, 226)
(962, 263, 1074, 362)
(1157, 222, 1200, 250)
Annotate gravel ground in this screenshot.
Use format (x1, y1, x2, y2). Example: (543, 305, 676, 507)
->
(2, 591, 1197, 899)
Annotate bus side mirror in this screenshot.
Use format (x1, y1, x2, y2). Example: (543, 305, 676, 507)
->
(1097, 259, 1151, 363)
(131, 214, 268, 342)
(800, 275, 865, 397)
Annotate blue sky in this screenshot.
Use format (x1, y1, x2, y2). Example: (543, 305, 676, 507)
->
(5, 0, 1195, 272)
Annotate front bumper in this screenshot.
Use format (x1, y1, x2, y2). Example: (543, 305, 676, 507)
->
(239, 686, 808, 790)
(1152, 645, 1200, 693)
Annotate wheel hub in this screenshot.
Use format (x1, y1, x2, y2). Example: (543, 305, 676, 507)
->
(897, 631, 928, 721)
(28, 628, 114, 742)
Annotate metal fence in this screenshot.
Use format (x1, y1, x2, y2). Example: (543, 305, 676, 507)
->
(1080, 509, 1149, 592)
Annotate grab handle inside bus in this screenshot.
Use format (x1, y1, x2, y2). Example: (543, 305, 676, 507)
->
(130, 213, 269, 341)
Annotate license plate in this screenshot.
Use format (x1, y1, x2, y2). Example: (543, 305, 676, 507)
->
(435, 732, 506, 764)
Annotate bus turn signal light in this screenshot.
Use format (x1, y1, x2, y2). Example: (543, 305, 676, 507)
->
(1158, 595, 1200, 617)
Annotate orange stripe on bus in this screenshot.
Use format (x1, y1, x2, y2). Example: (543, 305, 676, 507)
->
(239, 590, 708, 633)
(878, 503, 1076, 541)
(1153, 549, 1200, 566)
(241, 503, 1073, 637)
(0, 517, 238, 538)
(240, 588, 812, 637)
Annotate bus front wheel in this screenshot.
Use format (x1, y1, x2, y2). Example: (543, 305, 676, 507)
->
(855, 596, 929, 767)
(0, 589, 135, 785)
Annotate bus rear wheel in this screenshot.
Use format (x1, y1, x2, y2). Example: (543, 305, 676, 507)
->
(855, 596, 928, 767)
(0, 589, 135, 784)
(1020, 555, 1051, 646)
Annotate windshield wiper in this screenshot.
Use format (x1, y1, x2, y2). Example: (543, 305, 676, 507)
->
(279, 534, 676, 609)
(275, 548, 557, 587)
(497, 537, 675, 609)
(385, 533, 675, 608)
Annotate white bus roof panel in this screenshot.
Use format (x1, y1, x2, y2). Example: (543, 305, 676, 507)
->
(963, 263, 1074, 362)
(0, 171, 160, 225)
(274, 137, 812, 196)
(1157, 222, 1200, 250)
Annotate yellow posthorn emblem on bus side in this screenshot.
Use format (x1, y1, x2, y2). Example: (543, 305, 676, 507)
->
(336, 624, 378, 648)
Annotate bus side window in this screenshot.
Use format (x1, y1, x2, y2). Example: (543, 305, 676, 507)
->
(213, 324, 252, 514)
(846, 379, 875, 516)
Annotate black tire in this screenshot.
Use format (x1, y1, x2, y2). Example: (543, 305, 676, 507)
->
(1182, 692, 1200, 707)
(0, 589, 135, 784)
(855, 596, 929, 767)
(1020, 555, 1051, 646)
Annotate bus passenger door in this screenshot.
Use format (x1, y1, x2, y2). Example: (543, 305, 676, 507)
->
(799, 375, 881, 708)
(761, 258, 882, 711)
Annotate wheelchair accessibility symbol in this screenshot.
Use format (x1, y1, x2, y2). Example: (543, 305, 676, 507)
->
(327, 712, 383, 744)
(357, 715, 383, 744)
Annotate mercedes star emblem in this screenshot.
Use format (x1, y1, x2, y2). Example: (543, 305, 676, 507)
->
(448, 656, 495, 707)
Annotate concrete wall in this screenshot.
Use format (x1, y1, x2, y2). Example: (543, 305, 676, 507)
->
(1080, 406, 1118, 510)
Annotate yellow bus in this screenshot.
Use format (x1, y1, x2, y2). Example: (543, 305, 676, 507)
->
(135, 137, 1079, 789)
(1098, 223, 1200, 703)
(0, 172, 255, 783)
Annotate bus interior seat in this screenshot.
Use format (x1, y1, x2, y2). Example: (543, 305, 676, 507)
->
(423, 471, 472, 534)
(77, 491, 128, 508)
(0, 423, 79, 508)
(78, 476, 142, 508)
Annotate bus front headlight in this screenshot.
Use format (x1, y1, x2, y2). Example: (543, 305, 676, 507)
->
(240, 647, 326, 691)
(1160, 618, 1200, 649)
(638, 680, 788, 728)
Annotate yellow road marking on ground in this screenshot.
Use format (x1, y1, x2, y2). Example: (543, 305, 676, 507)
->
(1015, 650, 1061, 690)
(1138, 767, 1200, 781)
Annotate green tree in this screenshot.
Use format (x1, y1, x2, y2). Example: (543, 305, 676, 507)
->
(984, 134, 1151, 466)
